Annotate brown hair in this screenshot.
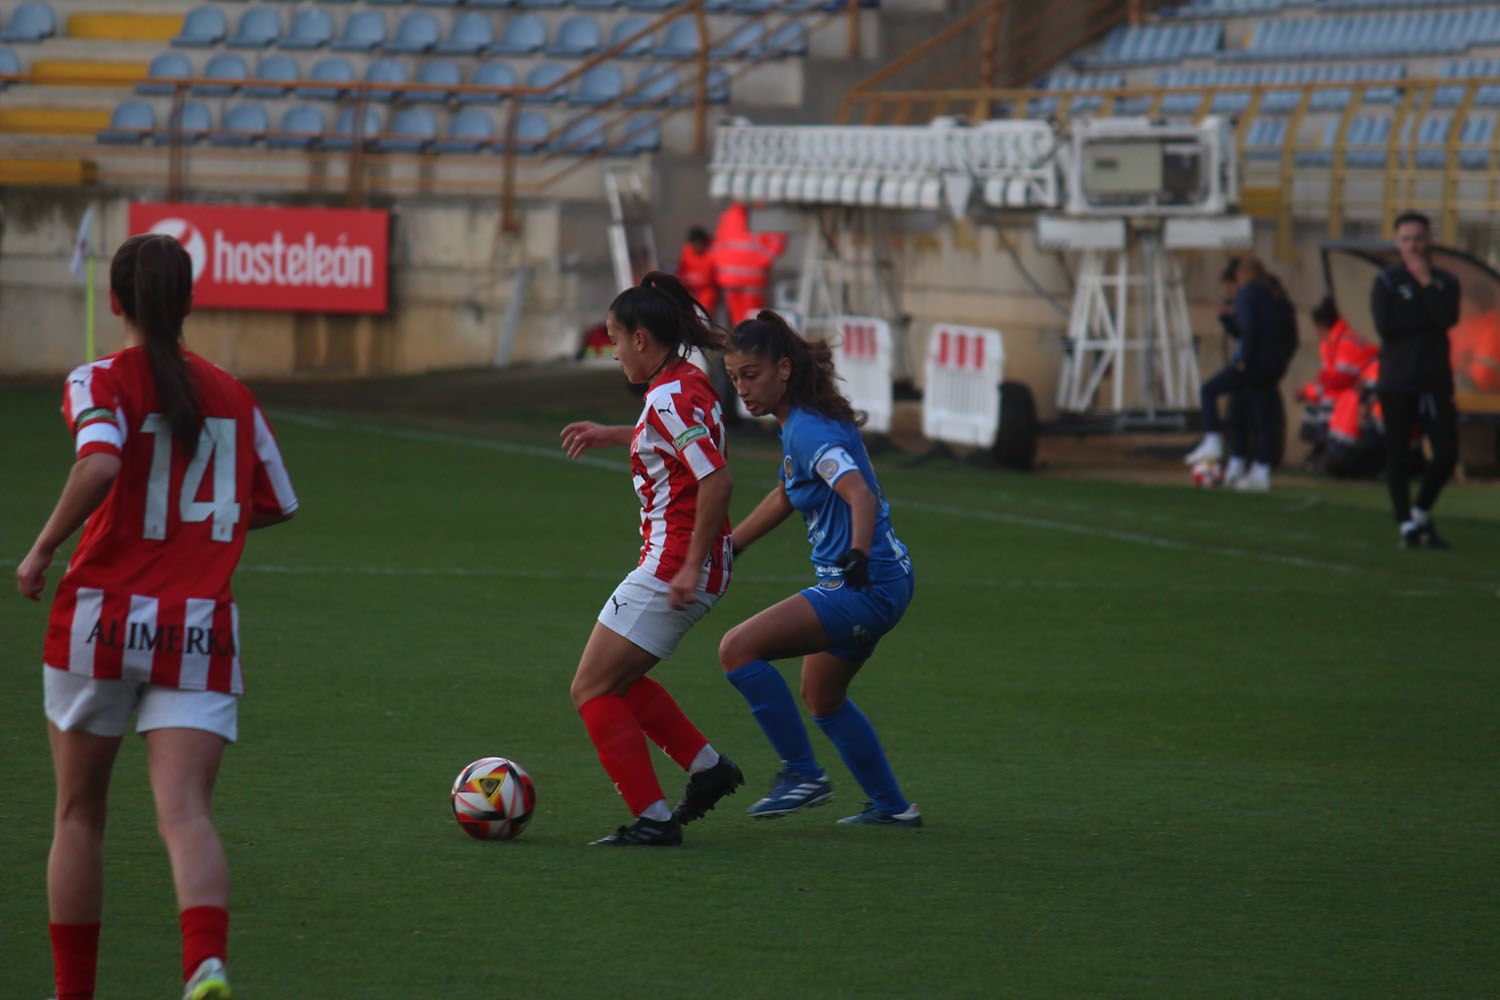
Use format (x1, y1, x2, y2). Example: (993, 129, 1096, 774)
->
(728, 311, 863, 426)
(1235, 256, 1287, 301)
(608, 270, 727, 356)
(111, 234, 199, 454)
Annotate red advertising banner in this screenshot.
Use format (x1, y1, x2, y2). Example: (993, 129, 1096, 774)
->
(127, 202, 389, 314)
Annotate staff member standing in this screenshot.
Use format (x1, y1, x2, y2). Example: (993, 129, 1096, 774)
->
(676, 226, 718, 320)
(1370, 211, 1461, 549)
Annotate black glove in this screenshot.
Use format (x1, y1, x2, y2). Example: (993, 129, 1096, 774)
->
(836, 548, 869, 590)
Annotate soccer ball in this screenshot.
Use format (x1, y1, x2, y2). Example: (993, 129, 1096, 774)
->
(451, 757, 536, 841)
(1191, 459, 1223, 488)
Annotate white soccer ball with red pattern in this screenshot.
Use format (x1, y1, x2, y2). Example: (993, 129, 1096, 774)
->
(1191, 459, 1223, 488)
(451, 757, 536, 841)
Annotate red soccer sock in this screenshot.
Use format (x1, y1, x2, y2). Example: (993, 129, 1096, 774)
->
(623, 676, 709, 772)
(179, 905, 229, 982)
(49, 921, 101, 1000)
(578, 694, 665, 815)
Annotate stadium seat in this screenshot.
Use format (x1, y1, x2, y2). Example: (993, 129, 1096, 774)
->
(520, 0, 567, 9)
(505, 108, 548, 153)
(153, 100, 212, 144)
(573, 0, 620, 9)
(410, 58, 459, 102)
(522, 61, 568, 103)
(434, 106, 494, 152)
(624, 64, 677, 106)
(172, 6, 228, 47)
(387, 12, 440, 54)
(295, 55, 353, 98)
(687, 64, 728, 105)
(194, 52, 248, 95)
(547, 15, 602, 57)
(0, 46, 22, 90)
(462, 58, 514, 102)
(0, 2, 56, 43)
(656, 20, 700, 59)
(570, 63, 622, 105)
(607, 16, 653, 58)
(210, 102, 268, 146)
(553, 113, 604, 154)
(367, 0, 404, 7)
(281, 7, 333, 49)
(363, 57, 407, 100)
(712, 21, 764, 59)
(267, 103, 326, 148)
(415, 0, 461, 7)
(436, 11, 494, 55)
(625, 0, 676, 10)
(617, 114, 660, 153)
(378, 106, 437, 151)
(468, 0, 516, 9)
(139, 52, 193, 95)
(243, 53, 297, 95)
(1343, 116, 1391, 169)
(491, 13, 545, 55)
(331, 11, 386, 52)
(766, 21, 808, 57)
(1242, 117, 1287, 160)
(99, 99, 156, 143)
(228, 6, 282, 48)
(324, 104, 382, 150)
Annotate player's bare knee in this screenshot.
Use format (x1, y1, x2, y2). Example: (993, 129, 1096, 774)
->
(55, 793, 107, 834)
(718, 627, 753, 671)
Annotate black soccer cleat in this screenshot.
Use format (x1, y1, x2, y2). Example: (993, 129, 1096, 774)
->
(589, 815, 683, 846)
(1421, 520, 1451, 550)
(672, 755, 745, 825)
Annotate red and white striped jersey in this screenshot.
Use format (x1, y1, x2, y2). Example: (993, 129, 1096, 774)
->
(43, 346, 298, 694)
(630, 358, 732, 595)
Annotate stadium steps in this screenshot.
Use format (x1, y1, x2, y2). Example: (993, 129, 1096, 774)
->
(0, 155, 96, 183)
(0, 105, 109, 132)
(67, 12, 182, 41)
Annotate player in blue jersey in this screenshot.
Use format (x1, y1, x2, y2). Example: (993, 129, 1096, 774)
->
(716, 311, 920, 828)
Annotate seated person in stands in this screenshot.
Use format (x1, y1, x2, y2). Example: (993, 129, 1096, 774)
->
(1298, 297, 1378, 470)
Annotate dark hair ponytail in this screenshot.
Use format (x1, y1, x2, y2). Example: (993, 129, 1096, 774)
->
(728, 310, 862, 426)
(608, 270, 728, 356)
(111, 234, 199, 454)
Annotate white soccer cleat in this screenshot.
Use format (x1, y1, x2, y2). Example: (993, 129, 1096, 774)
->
(183, 957, 232, 1000)
(1183, 435, 1223, 466)
(1232, 468, 1271, 492)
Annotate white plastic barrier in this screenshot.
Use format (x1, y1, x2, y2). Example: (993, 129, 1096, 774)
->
(833, 315, 894, 434)
(922, 324, 1005, 448)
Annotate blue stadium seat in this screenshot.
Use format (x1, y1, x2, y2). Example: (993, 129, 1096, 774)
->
(462, 58, 514, 102)
(281, 7, 333, 49)
(411, 58, 460, 102)
(244, 53, 297, 95)
(437, 11, 494, 55)
(211, 103, 268, 146)
(625, 64, 677, 106)
(172, 6, 228, 47)
(1242, 117, 1287, 160)
(364, 57, 407, 100)
(295, 55, 354, 98)
(547, 15, 602, 57)
(153, 100, 212, 144)
(194, 52, 248, 95)
(573, 0, 619, 9)
(139, 52, 193, 95)
(331, 11, 386, 52)
(415, 0, 460, 7)
(712, 21, 764, 59)
(0, 46, 23, 90)
(570, 63, 622, 105)
(386, 12, 440, 53)
(99, 100, 156, 143)
(434, 106, 494, 152)
(506, 108, 549, 153)
(655, 19, 700, 58)
(625, 0, 677, 9)
(766, 21, 808, 56)
(608, 16, 653, 57)
(520, 0, 567, 9)
(228, 6, 282, 48)
(468, 0, 515, 8)
(0, 2, 56, 42)
(268, 104, 326, 149)
(366, 0, 404, 6)
(379, 106, 437, 151)
(324, 105, 383, 150)
(554, 113, 604, 153)
(1343, 116, 1392, 169)
(617, 114, 660, 153)
(492, 13, 545, 55)
(686, 64, 728, 105)
(522, 61, 568, 103)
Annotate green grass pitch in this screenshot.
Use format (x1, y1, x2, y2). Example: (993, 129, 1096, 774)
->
(1, 380, 1497, 998)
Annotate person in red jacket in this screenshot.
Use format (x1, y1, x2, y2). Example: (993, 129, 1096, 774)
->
(676, 226, 719, 319)
(1299, 297, 1378, 468)
(714, 203, 781, 325)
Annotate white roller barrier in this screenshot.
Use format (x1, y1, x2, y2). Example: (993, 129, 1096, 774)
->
(833, 315, 894, 435)
(922, 324, 1005, 449)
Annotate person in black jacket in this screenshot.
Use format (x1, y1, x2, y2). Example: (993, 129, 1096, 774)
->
(1370, 211, 1460, 548)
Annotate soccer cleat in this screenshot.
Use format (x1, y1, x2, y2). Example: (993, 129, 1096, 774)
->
(183, 957, 232, 1000)
(672, 754, 745, 825)
(1231, 468, 1270, 492)
(746, 770, 833, 819)
(836, 801, 923, 828)
(1421, 520, 1450, 550)
(1183, 437, 1223, 466)
(589, 815, 683, 846)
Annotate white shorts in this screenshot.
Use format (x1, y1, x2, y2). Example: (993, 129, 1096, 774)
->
(44, 668, 239, 742)
(596, 566, 720, 660)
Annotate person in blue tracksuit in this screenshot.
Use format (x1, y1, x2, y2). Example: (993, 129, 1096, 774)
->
(717, 310, 920, 828)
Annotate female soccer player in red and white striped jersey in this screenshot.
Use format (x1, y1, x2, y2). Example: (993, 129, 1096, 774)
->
(16, 234, 298, 1000)
(559, 272, 744, 846)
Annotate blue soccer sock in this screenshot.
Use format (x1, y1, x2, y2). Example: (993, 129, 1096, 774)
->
(725, 660, 821, 779)
(813, 699, 908, 816)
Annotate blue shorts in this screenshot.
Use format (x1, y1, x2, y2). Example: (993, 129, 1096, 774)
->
(799, 570, 914, 663)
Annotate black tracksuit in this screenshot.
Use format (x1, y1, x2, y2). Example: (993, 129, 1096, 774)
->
(1370, 263, 1461, 523)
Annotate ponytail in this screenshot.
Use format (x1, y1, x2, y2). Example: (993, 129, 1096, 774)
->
(609, 270, 728, 356)
(111, 234, 199, 454)
(728, 310, 862, 426)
